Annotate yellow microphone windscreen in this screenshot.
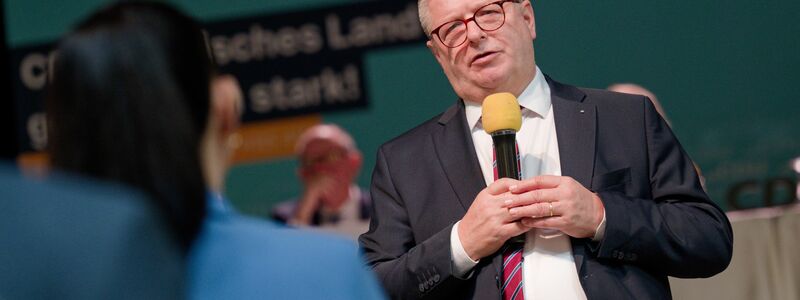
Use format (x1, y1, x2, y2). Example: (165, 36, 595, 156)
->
(482, 92, 521, 134)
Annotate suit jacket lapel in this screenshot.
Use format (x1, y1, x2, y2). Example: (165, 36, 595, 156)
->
(548, 76, 596, 189)
(432, 100, 486, 212)
(547, 75, 596, 275)
(433, 101, 509, 296)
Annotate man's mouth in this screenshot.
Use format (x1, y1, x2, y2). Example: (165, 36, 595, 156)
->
(471, 51, 498, 66)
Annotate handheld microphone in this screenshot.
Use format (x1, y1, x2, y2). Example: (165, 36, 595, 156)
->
(482, 93, 522, 181)
(483, 93, 526, 244)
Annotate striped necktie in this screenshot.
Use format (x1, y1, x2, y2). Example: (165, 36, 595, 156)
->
(493, 144, 525, 300)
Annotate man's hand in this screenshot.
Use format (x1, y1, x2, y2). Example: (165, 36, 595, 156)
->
(292, 176, 338, 224)
(458, 178, 531, 260)
(505, 175, 604, 239)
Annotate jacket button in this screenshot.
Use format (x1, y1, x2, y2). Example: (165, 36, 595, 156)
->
(433, 274, 440, 282)
(418, 283, 425, 292)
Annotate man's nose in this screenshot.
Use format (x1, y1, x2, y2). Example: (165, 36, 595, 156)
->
(465, 20, 487, 44)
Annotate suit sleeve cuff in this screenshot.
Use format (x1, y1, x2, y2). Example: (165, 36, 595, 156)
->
(451, 221, 479, 279)
(592, 210, 607, 242)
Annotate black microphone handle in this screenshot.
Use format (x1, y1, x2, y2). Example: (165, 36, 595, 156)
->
(491, 130, 526, 244)
(491, 130, 520, 180)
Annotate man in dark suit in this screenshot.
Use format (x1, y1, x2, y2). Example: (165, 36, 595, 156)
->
(359, 0, 733, 299)
(0, 165, 184, 300)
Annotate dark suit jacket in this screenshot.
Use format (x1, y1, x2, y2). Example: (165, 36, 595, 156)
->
(0, 166, 184, 300)
(359, 76, 733, 299)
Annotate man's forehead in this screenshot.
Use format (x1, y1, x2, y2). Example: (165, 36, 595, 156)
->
(295, 124, 355, 155)
(303, 138, 345, 152)
(429, 0, 495, 20)
(300, 139, 346, 158)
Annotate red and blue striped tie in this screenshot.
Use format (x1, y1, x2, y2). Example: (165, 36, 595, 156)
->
(501, 244, 524, 300)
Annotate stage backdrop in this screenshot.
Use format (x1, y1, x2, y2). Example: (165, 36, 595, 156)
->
(4, 0, 798, 216)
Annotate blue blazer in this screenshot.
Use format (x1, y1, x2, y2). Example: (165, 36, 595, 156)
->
(189, 194, 386, 299)
(0, 165, 184, 300)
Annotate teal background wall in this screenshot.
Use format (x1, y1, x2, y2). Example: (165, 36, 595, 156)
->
(6, 0, 799, 216)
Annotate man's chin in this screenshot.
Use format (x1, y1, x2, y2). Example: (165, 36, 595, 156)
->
(469, 65, 508, 86)
(472, 75, 507, 92)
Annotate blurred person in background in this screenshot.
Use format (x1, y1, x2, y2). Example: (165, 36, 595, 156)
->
(608, 82, 707, 190)
(46, 2, 384, 299)
(607, 83, 670, 126)
(47, 2, 208, 253)
(272, 124, 371, 239)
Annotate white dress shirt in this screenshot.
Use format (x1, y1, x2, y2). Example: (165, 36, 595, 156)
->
(449, 67, 589, 300)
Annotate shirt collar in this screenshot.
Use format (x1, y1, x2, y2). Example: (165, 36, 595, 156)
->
(465, 66, 551, 130)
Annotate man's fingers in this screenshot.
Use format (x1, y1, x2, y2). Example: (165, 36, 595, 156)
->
(509, 175, 562, 194)
(520, 216, 566, 229)
(502, 221, 531, 237)
(487, 178, 521, 195)
(508, 201, 561, 219)
(505, 188, 559, 207)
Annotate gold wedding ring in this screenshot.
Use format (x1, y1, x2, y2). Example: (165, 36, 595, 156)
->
(548, 202, 554, 217)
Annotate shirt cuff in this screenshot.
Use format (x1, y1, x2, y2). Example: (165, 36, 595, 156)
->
(451, 221, 479, 279)
(592, 211, 607, 241)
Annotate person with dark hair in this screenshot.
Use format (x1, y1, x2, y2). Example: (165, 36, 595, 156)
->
(46, 2, 385, 299)
(47, 1, 209, 250)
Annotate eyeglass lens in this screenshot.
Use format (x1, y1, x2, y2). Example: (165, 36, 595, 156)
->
(438, 3, 506, 47)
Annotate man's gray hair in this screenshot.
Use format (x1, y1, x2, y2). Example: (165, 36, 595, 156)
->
(294, 124, 358, 156)
(418, 0, 431, 37)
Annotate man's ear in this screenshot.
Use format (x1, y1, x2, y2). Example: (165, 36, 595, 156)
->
(346, 150, 363, 178)
(427, 39, 453, 74)
(210, 74, 243, 137)
(350, 150, 363, 169)
(427, 40, 444, 63)
(521, 0, 536, 40)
